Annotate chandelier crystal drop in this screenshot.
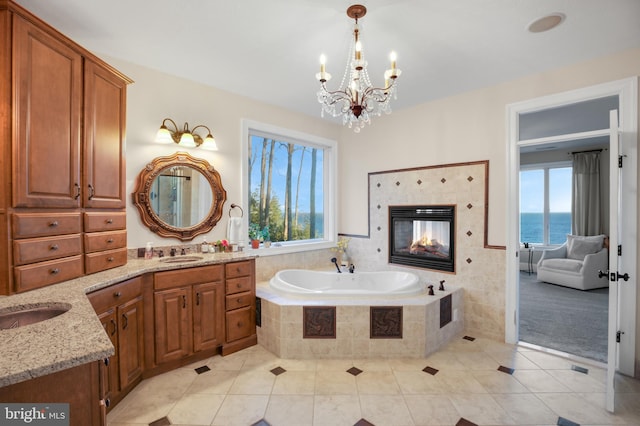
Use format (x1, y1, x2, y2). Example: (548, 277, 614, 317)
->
(316, 4, 401, 133)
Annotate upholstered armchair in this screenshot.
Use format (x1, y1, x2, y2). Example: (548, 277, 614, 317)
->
(536, 234, 609, 290)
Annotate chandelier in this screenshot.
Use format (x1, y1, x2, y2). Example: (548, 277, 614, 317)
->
(316, 4, 401, 132)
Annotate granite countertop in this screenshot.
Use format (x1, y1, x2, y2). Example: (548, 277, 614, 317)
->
(0, 252, 256, 388)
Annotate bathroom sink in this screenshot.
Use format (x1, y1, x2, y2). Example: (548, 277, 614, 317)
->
(159, 255, 204, 263)
(0, 304, 71, 330)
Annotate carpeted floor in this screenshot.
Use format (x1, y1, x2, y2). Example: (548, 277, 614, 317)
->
(518, 271, 608, 362)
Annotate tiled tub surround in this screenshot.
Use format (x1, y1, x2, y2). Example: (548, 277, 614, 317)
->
(0, 252, 256, 387)
(256, 282, 464, 358)
(346, 161, 507, 342)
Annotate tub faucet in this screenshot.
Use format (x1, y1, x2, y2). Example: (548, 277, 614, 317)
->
(330, 257, 342, 273)
(348, 263, 355, 273)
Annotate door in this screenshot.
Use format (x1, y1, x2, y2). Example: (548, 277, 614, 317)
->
(118, 295, 144, 390)
(605, 109, 637, 412)
(192, 282, 224, 352)
(96, 309, 119, 403)
(154, 288, 191, 364)
(12, 15, 82, 208)
(83, 60, 127, 208)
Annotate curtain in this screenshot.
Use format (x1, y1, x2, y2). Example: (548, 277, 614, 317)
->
(572, 151, 601, 236)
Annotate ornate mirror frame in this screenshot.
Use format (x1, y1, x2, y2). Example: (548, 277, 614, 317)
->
(132, 151, 227, 241)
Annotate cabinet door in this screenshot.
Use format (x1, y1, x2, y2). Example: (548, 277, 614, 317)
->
(83, 60, 127, 208)
(154, 288, 191, 364)
(193, 282, 224, 352)
(117, 295, 144, 390)
(12, 15, 82, 208)
(96, 309, 119, 405)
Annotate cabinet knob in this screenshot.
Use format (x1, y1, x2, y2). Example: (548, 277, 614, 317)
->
(107, 238, 114, 243)
(50, 268, 60, 275)
(107, 257, 114, 262)
(237, 321, 244, 328)
(49, 244, 59, 251)
(106, 219, 113, 224)
(113, 292, 122, 298)
(237, 298, 243, 304)
(49, 221, 59, 227)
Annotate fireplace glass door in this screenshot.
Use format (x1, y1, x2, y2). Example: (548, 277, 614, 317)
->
(389, 206, 455, 272)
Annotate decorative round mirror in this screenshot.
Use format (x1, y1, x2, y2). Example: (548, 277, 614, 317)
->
(132, 152, 227, 240)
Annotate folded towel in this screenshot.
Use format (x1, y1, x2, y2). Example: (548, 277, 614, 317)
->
(227, 216, 243, 244)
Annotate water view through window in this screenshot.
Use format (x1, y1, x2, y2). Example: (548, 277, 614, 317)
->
(520, 166, 572, 245)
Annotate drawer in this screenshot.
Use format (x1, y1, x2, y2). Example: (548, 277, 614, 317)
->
(88, 277, 142, 313)
(225, 290, 252, 311)
(14, 255, 84, 293)
(85, 248, 128, 274)
(154, 264, 224, 290)
(226, 306, 254, 343)
(225, 276, 253, 295)
(13, 234, 82, 265)
(84, 212, 126, 232)
(225, 260, 252, 279)
(84, 230, 127, 253)
(12, 212, 82, 238)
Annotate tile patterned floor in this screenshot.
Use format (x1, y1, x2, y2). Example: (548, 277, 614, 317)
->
(107, 336, 640, 426)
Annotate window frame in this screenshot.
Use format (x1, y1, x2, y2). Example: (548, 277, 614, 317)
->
(519, 160, 572, 246)
(241, 119, 337, 256)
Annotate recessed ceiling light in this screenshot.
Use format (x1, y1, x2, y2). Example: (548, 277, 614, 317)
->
(527, 13, 565, 33)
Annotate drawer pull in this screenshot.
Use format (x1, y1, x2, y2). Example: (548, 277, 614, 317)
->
(105, 219, 113, 224)
(183, 295, 187, 309)
(107, 257, 114, 262)
(49, 221, 59, 227)
(113, 292, 122, 298)
(110, 319, 116, 336)
(50, 244, 59, 251)
(74, 183, 81, 200)
(122, 313, 128, 330)
(236, 283, 242, 288)
(196, 292, 200, 306)
(237, 298, 243, 304)
(50, 268, 60, 275)
(88, 184, 95, 200)
(237, 321, 244, 328)
(107, 238, 114, 243)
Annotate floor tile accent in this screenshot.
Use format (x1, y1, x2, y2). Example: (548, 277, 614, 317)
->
(354, 419, 375, 426)
(422, 366, 439, 375)
(456, 418, 478, 426)
(497, 365, 515, 375)
(463, 335, 476, 341)
(370, 306, 402, 338)
(149, 416, 171, 426)
(557, 416, 580, 426)
(303, 306, 336, 338)
(194, 365, 210, 374)
(571, 364, 589, 374)
(347, 367, 363, 376)
(270, 366, 286, 376)
(251, 420, 271, 426)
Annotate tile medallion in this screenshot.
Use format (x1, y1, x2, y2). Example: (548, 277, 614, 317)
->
(303, 306, 336, 339)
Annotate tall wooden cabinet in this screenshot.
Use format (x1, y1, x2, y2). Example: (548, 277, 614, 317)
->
(0, 0, 132, 295)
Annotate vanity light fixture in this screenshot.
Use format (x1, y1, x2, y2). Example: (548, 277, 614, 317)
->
(155, 118, 218, 150)
(316, 4, 401, 133)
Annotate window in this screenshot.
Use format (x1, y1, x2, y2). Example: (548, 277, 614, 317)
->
(242, 120, 337, 253)
(520, 163, 572, 245)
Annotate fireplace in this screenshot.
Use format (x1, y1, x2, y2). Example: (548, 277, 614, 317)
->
(389, 205, 455, 272)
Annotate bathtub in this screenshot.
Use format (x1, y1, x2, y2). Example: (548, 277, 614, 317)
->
(269, 269, 426, 297)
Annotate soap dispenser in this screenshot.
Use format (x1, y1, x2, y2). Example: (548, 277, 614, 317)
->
(201, 238, 209, 253)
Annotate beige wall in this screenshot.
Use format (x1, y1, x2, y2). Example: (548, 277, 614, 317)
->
(109, 46, 639, 370)
(106, 57, 340, 250)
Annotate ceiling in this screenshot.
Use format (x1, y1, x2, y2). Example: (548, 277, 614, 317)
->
(14, 0, 640, 121)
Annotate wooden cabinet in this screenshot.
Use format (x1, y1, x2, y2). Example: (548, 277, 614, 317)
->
(88, 276, 144, 410)
(11, 14, 82, 209)
(0, 1, 132, 295)
(153, 265, 225, 365)
(222, 260, 257, 355)
(0, 361, 104, 426)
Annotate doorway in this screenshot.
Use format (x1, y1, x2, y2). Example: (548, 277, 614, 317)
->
(506, 78, 638, 411)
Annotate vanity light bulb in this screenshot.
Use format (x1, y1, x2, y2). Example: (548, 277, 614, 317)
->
(179, 132, 196, 148)
(201, 134, 218, 151)
(155, 126, 173, 144)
